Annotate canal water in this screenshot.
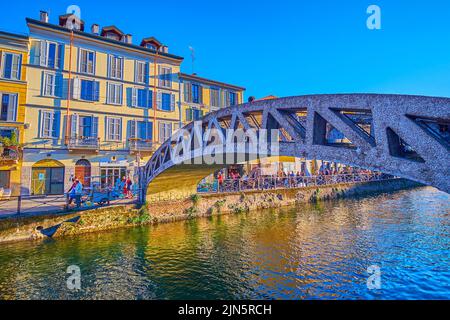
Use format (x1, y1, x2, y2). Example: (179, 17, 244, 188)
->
(0, 187, 448, 300)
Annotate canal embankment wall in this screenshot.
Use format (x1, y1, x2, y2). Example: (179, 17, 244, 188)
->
(0, 179, 422, 244)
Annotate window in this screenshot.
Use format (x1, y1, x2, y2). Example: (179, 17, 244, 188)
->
(159, 66, 172, 88)
(108, 55, 123, 79)
(158, 92, 175, 111)
(131, 88, 152, 108)
(78, 116, 93, 137)
(79, 49, 95, 74)
(185, 108, 204, 122)
(229, 91, 237, 106)
(107, 83, 123, 105)
(70, 114, 98, 138)
(210, 88, 219, 108)
(40, 111, 58, 138)
(31, 41, 63, 69)
(129, 120, 153, 140)
(106, 117, 122, 141)
(158, 122, 172, 142)
(184, 82, 202, 104)
(1, 53, 21, 80)
(192, 84, 202, 104)
(0, 93, 17, 122)
(184, 82, 192, 103)
(74, 79, 99, 101)
(43, 73, 56, 97)
(135, 61, 148, 84)
(105, 32, 121, 41)
(0, 171, 11, 189)
(146, 43, 156, 50)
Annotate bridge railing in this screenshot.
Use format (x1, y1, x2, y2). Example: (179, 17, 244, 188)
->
(197, 173, 395, 194)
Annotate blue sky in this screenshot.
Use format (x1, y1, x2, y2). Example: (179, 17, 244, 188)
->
(2, 0, 450, 99)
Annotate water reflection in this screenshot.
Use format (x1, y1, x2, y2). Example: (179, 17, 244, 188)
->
(0, 187, 449, 300)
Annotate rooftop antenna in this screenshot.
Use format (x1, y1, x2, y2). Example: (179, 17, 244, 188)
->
(188, 46, 195, 74)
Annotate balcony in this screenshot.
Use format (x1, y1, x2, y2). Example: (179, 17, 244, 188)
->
(67, 136, 100, 153)
(128, 138, 155, 155)
(0, 146, 20, 163)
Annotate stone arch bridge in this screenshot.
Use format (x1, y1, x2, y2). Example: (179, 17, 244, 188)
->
(141, 94, 449, 202)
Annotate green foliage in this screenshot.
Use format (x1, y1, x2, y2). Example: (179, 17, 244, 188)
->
(0, 133, 19, 147)
(190, 194, 201, 207)
(214, 200, 226, 211)
(184, 206, 198, 218)
(128, 202, 151, 225)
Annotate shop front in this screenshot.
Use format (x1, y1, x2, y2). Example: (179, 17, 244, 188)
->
(31, 159, 65, 195)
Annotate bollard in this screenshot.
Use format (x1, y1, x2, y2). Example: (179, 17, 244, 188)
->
(17, 195, 22, 215)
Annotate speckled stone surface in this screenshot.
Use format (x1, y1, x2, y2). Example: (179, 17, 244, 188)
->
(143, 94, 449, 201)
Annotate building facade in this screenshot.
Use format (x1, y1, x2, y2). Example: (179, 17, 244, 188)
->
(179, 73, 245, 125)
(21, 12, 183, 195)
(0, 31, 28, 198)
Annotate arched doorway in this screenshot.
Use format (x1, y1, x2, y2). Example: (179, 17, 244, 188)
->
(75, 159, 91, 187)
(31, 159, 65, 195)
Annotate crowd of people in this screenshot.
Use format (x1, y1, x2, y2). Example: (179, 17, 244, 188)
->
(66, 175, 135, 209)
(210, 167, 390, 194)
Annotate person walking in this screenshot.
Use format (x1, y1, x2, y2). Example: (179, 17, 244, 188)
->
(74, 178, 83, 208)
(126, 176, 133, 199)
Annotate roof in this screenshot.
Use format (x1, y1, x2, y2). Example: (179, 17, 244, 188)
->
(0, 30, 29, 40)
(101, 25, 124, 37)
(140, 37, 162, 47)
(26, 18, 184, 62)
(257, 95, 278, 101)
(179, 73, 246, 91)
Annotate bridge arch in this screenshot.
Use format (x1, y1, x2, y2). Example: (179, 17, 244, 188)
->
(142, 94, 450, 202)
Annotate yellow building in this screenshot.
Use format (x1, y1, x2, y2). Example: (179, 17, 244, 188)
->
(179, 73, 245, 125)
(0, 31, 28, 198)
(21, 11, 183, 195)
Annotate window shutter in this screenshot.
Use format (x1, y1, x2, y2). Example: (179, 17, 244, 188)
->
(39, 41, 47, 66)
(6, 95, 17, 122)
(147, 122, 153, 140)
(29, 40, 40, 65)
(93, 81, 100, 101)
(186, 108, 192, 122)
(53, 113, 60, 139)
(170, 93, 175, 111)
(131, 88, 137, 107)
(55, 73, 63, 98)
(157, 91, 162, 110)
(72, 78, 81, 100)
(199, 85, 203, 104)
(70, 114, 79, 137)
(107, 55, 111, 78)
(16, 54, 22, 80)
(157, 65, 161, 86)
(92, 116, 99, 138)
(129, 120, 136, 139)
(38, 111, 43, 137)
(145, 62, 149, 84)
(57, 44, 64, 69)
(148, 90, 153, 109)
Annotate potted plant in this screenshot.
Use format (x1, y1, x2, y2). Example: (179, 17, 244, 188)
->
(8, 132, 19, 151)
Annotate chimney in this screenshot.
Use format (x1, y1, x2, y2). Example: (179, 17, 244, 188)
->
(162, 46, 169, 53)
(91, 24, 100, 35)
(125, 34, 133, 44)
(40, 11, 49, 23)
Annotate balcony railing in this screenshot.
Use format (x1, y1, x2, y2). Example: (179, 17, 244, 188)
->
(67, 136, 100, 151)
(128, 139, 155, 153)
(0, 147, 20, 162)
